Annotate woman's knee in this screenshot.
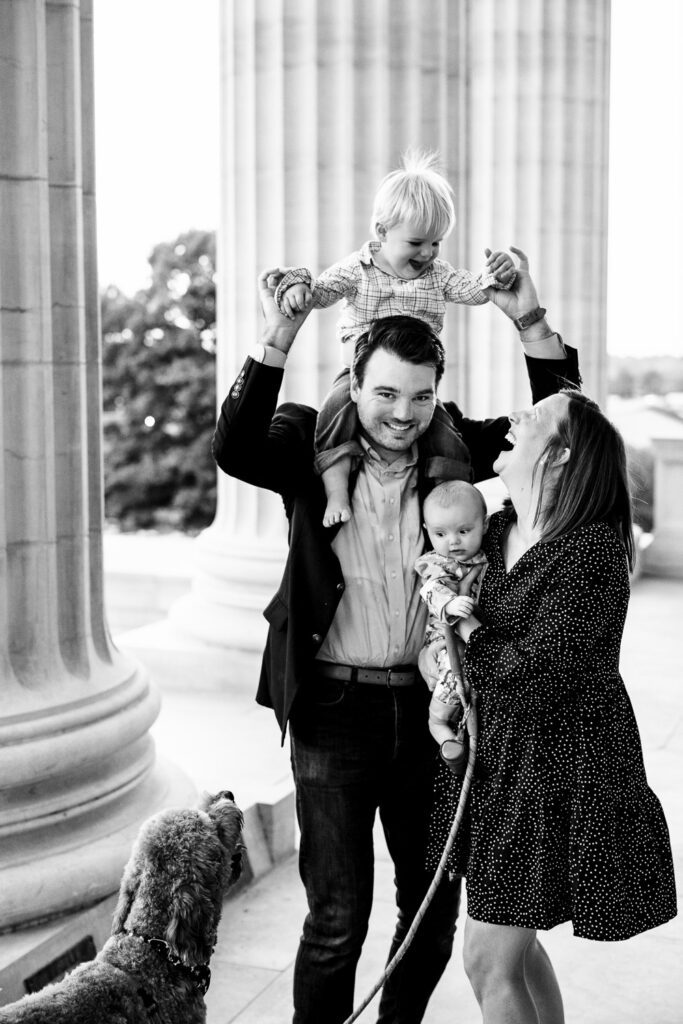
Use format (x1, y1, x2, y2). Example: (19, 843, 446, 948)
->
(463, 917, 532, 996)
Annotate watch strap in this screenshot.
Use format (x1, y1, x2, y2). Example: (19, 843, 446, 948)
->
(513, 306, 547, 331)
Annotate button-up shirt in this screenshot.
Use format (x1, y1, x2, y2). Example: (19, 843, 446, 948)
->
(316, 439, 428, 668)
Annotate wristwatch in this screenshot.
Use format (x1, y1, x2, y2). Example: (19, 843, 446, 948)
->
(513, 306, 546, 331)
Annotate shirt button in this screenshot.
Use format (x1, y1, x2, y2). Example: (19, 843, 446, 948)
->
(388, 534, 394, 541)
(391, 571, 397, 579)
(312, 633, 322, 644)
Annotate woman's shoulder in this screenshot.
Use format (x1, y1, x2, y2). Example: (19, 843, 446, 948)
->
(482, 508, 512, 555)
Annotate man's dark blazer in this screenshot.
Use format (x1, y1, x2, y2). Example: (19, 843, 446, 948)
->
(212, 345, 580, 741)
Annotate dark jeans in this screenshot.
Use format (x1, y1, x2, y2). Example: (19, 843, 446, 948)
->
(290, 676, 462, 1024)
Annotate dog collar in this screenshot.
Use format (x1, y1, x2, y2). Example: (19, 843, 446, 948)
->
(125, 931, 213, 995)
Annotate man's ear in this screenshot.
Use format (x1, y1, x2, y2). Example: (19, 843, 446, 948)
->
(350, 374, 360, 402)
(554, 447, 571, 467)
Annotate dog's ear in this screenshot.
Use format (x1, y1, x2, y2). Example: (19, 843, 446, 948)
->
(165, 883, 213, 966)
(204, 794, 244, 857)
(111, 851, 144, 934)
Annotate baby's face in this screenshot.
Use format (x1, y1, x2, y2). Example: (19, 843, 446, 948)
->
(425, 501, 486, 561)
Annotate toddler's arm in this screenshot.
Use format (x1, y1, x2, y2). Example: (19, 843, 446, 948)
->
(274, 255, 361, 316)
(440, 251, 516, 306)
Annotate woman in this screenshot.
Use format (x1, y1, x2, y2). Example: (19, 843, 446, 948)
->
(423, 388, 677, 1023)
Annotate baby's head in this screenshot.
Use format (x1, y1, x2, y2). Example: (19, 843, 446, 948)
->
(423, 480, 488, 561)
(370, 148, 456, 244)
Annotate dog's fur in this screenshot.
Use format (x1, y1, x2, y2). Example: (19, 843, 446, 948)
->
(0, 791, 244, 1024)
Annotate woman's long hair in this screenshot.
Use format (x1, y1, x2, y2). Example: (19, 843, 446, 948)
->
(533, 389, 635, 570)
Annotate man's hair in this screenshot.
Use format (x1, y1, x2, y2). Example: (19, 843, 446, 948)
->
(352, 315, 445, 388)
(533, 389, 635, 570)
(370, 148, 456, 240)
(424, 480, 487, 521)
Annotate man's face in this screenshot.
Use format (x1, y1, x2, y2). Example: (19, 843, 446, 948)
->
(350, 348, 437, 462)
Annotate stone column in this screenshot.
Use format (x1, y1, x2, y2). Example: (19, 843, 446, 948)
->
(173, 0, 611, 657)
(643, 433, 683, 578)
(0, 0, 193, 932)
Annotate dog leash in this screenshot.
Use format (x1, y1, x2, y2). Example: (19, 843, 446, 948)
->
(340, 623, 478, 1024)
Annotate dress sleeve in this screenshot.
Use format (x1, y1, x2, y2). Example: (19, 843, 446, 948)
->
(463, 528, 630, 710)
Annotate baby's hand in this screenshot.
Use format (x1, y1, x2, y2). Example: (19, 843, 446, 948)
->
(486, 249, 516, 287)
(445, 595, 475, 620)
(281, 283, 313, 318)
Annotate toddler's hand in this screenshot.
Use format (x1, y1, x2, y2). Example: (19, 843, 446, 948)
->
(281, 283, 313, 318)
(486, 249, 516, 287)
(445, 595, 475, 620)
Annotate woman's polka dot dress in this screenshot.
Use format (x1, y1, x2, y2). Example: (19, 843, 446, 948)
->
(427, 511, 677, 940)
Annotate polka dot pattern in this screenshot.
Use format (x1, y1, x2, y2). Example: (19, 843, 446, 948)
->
(426, 511, 677, 940)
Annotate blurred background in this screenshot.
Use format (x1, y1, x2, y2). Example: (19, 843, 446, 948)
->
(93, 0, 682, 541)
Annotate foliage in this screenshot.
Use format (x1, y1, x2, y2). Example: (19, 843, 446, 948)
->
(101, 230, 217, 531)
(608, 355, 683, 397)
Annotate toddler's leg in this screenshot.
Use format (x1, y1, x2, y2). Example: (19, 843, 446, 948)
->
(320, 458, 352, 528)
(418, 401, 473, 482)
(315, 370, 363, 528)
(429, 686, 468, 777)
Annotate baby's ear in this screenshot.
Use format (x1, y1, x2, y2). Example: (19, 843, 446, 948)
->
(375, 222, 387, 240)
(483, 515, 490, 534)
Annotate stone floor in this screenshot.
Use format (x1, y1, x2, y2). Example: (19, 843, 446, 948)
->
(146, 575, 683, 1023)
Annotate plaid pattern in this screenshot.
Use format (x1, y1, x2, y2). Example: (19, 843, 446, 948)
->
(275, 240, 514, 349)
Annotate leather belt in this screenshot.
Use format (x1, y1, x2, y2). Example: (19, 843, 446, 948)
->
(315, 662, 418, 687)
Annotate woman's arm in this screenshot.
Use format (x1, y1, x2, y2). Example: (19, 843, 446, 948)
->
(461, 527, 630, 711)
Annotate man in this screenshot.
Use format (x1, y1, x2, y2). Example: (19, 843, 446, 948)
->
(212, 250, 580, 1024)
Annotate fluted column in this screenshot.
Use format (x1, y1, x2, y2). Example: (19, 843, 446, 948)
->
(0, 0, 193, 932)
(174, 0, 611, 656)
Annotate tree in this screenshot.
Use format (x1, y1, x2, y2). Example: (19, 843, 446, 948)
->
(101, 229, 217, 531)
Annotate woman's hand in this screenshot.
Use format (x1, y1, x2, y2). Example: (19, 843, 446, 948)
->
(455, 610, 482, 644)
(418, 638, 446, 692)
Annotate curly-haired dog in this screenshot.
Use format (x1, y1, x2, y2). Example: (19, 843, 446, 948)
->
(0, 790, 244, 1024)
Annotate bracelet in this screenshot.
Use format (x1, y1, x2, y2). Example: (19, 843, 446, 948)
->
(513, 306, 546, 331)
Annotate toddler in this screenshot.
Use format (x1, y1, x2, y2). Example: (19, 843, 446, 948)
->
(415, 480, 488, 775)
(274, 148, 515, 527)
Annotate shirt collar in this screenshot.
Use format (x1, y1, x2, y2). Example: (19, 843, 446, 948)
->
(359, 434, 418, 476)
(359, 240, 382, 266)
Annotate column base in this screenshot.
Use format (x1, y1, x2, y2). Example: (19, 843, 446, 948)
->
(0, 755, 196, 935)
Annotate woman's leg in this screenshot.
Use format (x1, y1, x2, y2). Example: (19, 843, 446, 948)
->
(524, 938, 564, 1024)
(463, 916, 564, 1024)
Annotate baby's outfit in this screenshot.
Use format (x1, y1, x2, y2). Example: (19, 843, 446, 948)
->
(275, 241, 514, 479)
(414, 550, 488, 711)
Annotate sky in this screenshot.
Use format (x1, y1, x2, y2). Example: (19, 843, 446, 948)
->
(94, 0, 683, 358)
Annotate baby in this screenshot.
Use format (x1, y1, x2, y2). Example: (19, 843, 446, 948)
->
(415, 480, 488, 775)
(274, 148, 515, 527)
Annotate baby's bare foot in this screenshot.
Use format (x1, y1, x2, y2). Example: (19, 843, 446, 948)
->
(322, 491, 352, 528)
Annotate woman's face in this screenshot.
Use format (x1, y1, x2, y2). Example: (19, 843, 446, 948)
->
(493, 393, 570, 481)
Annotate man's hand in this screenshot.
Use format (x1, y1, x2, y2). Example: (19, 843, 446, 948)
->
(484, 246, 542, 322)
(258, 268, 313, 353)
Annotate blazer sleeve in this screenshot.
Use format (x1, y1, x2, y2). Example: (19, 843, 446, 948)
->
(211, 356, 317, 497)
(442, 343, 581, 483)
